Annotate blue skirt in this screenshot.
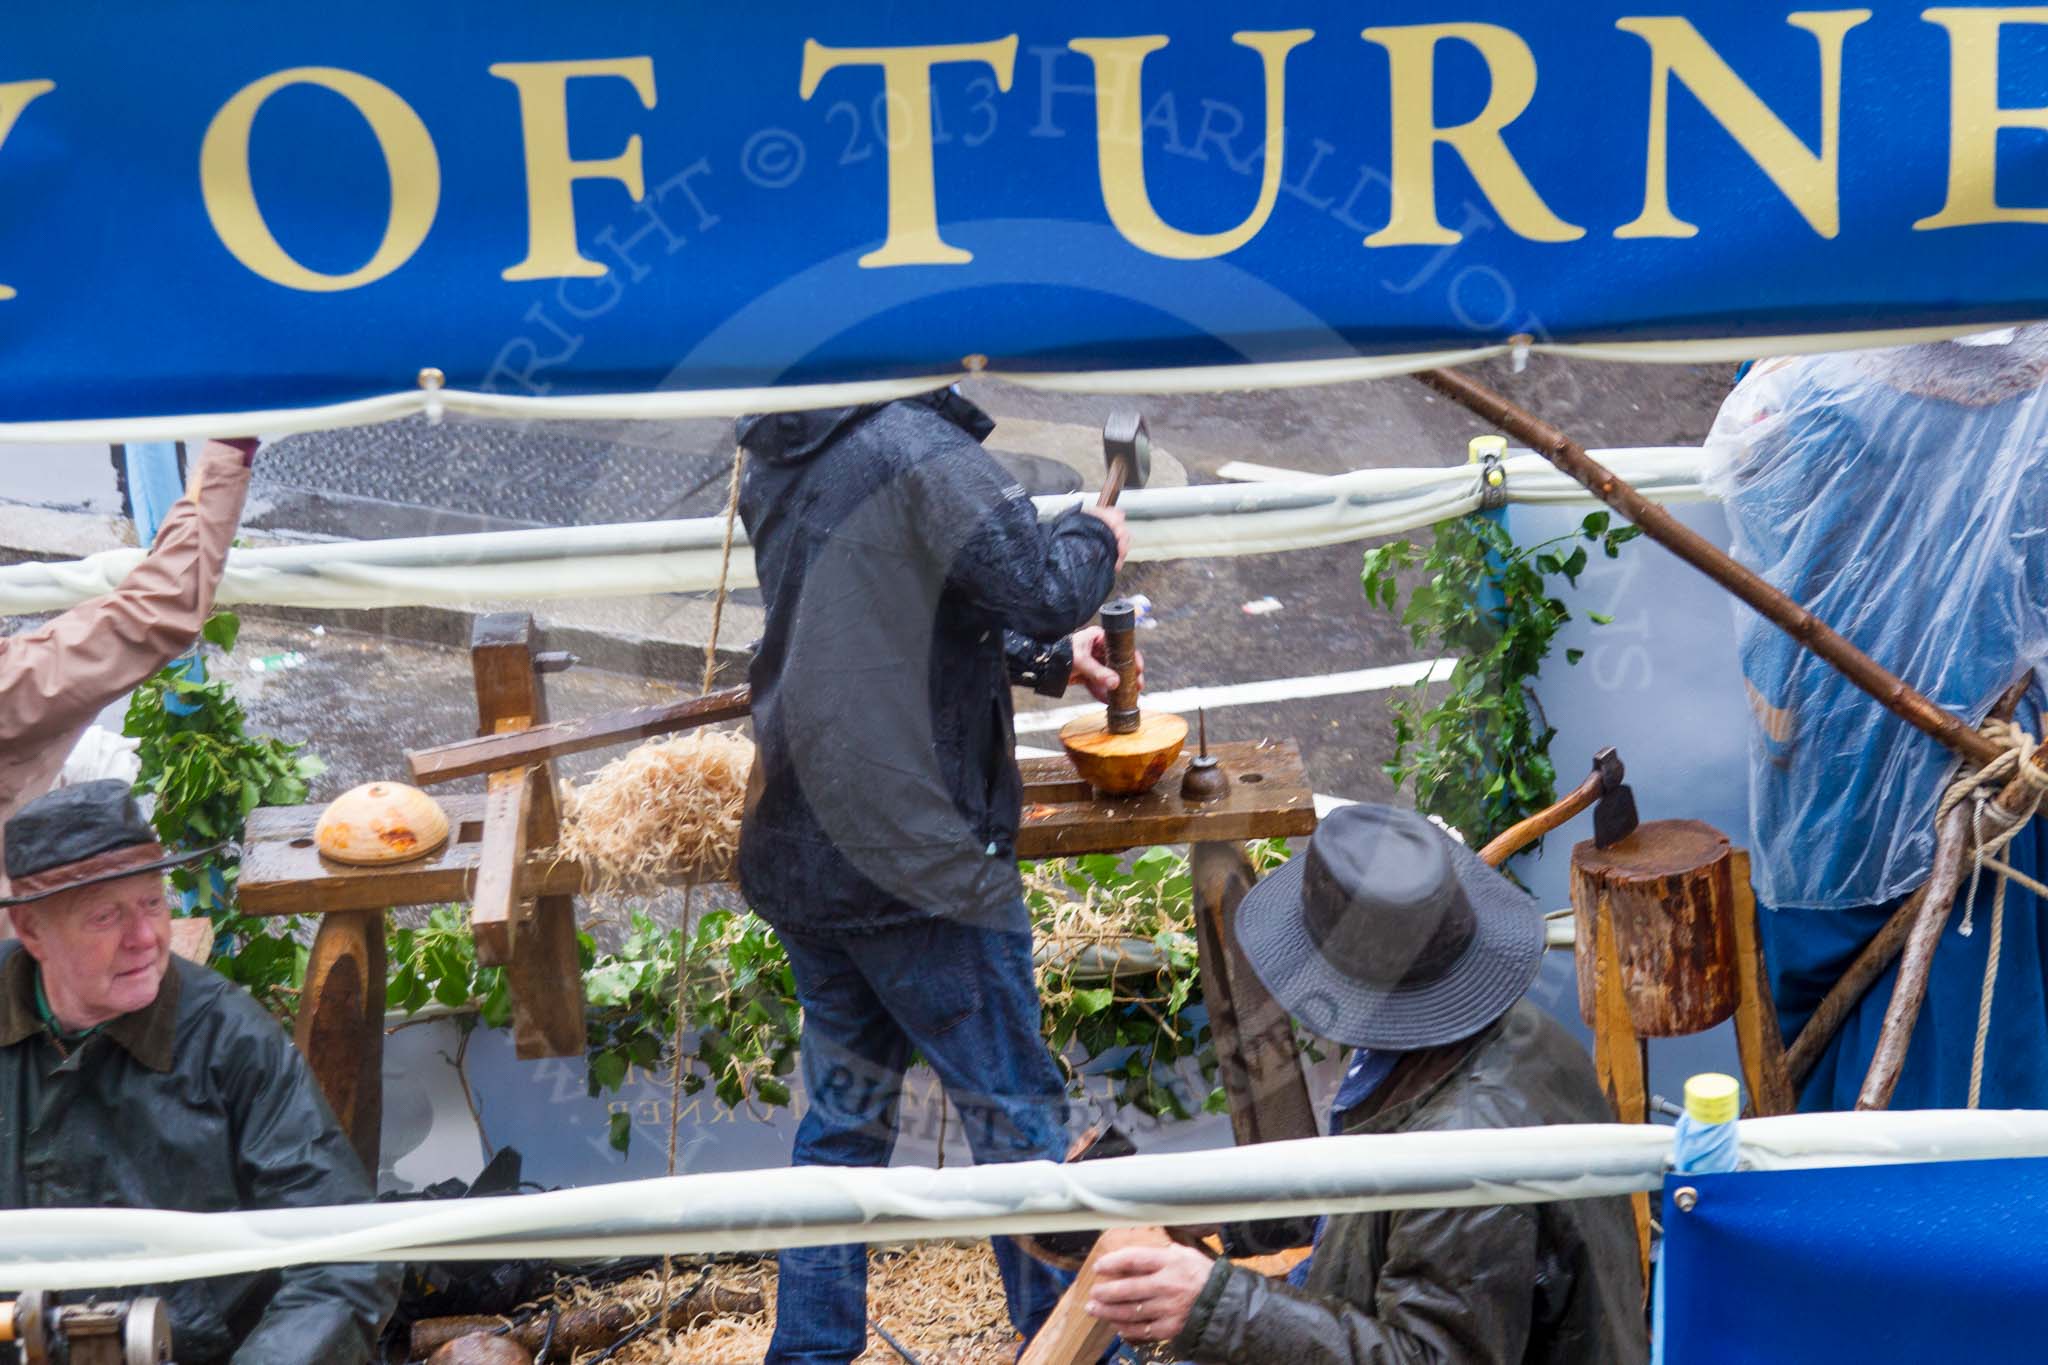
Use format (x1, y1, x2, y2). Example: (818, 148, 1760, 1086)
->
(1762, 813, 2048, 1111)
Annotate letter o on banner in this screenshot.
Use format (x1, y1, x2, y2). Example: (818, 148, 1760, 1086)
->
(201, 67, 440, 292)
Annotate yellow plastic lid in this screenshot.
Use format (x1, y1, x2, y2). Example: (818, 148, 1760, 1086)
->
(1468, 435, 1508, 464)
(1685, 1072, 1740, 1125)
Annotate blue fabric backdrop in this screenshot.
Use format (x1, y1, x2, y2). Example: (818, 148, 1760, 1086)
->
(0, 3, 2044, 423)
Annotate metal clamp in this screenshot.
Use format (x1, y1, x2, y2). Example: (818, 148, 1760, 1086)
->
(1469, 434, 1509, 510)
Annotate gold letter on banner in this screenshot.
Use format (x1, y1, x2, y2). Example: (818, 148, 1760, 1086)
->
(1362, 24, 1583, 247)
(1917, 7, 2048, 228)
(1615, 12, 1870, 239)
(490, 58, 657, 280)
(0, 80, 55, 300)
(800, 37, 1017, 267)
(1070, 31, 1312, 259)
(201, 68, 439, 292)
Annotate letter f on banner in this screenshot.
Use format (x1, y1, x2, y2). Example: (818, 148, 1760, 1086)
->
(0, 80, 55, 300)
(492, 58, 659, 281)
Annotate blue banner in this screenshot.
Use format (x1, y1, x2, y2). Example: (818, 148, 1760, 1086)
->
(1661, 1158, 2048, 1361)
(2, 3, 2046, 424)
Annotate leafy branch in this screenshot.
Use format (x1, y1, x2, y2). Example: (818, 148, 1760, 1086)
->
(1362, 511, 1640, 851)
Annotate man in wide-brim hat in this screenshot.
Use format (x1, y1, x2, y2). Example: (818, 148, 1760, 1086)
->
(1086, 804, 1647, 1364)
(0, 781, 396, 1364)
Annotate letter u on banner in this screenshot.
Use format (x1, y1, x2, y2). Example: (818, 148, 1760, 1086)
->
(200, 67, 441, 292)
(1071, 31, 1312, 260)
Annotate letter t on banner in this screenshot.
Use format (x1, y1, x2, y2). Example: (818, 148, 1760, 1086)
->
(800, 37, 1018, 266)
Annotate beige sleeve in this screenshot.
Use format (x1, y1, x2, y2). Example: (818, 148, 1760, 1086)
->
(0, 442, 252, 744)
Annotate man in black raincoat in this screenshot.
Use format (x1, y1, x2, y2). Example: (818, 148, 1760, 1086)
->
(735, 390, 1129, 1362)
(0, 782, 397, 1363)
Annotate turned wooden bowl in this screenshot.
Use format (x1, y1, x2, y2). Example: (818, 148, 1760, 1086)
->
(315, 782, 451, 866)
(1058, 712, 1188, 797)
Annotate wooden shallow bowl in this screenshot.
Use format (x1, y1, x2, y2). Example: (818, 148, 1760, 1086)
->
(1058, 711, 1188, 796)
(315, 782, 451, 866)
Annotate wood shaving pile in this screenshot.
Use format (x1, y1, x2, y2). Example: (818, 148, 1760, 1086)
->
(557, 731, 754, 897)
(583, 1244, 1016, 1364)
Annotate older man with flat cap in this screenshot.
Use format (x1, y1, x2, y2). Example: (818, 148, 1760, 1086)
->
(1087, 804, 1646, 1364)
(0, 781, 396, 1364)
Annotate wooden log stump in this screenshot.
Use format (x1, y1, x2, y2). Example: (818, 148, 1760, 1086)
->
(1572, 819, 1739, 1038)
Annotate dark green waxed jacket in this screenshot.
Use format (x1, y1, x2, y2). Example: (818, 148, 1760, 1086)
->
(0, 943, 397, 1364)
(1176, 1002, 1648, 1365)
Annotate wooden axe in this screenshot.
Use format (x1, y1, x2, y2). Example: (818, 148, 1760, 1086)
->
(1478, 747, 1638, 868)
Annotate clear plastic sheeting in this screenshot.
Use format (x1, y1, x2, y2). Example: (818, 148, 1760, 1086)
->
(2, 1110, 2047, 1291)
(1703, 330, 2048, 910)
(0, 448, 1707, 616)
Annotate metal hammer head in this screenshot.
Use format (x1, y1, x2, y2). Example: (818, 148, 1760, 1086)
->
(1590, 746, 1640, 848)
(1102, 410, 1152, 496)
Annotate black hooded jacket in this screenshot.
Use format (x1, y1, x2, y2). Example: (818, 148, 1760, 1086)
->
(735, 391, 1118, 934)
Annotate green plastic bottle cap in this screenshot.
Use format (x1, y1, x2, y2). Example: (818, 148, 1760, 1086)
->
(1685, 1072, 1740, 1125)
(1468, 435, 1508, 463)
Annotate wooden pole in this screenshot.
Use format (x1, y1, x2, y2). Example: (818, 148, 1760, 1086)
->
(1413, 367, 2001, 769)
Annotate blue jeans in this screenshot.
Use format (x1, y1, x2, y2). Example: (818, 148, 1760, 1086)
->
(767, 913, 1075, 1364)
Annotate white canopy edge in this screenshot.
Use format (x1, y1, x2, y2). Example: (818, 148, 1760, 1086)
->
(0, 447, 1707, 615)
(0, 1109, 2042, 1290)
(0, 321, 2017, 445)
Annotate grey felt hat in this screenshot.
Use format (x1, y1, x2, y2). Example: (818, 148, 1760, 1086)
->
(1234, 803, 1544, 1051)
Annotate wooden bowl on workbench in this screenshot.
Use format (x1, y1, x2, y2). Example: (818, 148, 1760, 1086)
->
(1058, 712, 1188, 797)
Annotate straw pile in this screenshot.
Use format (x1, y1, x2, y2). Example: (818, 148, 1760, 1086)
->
(557, 731, 754, 896)
(567, 1244, 1015, 1364)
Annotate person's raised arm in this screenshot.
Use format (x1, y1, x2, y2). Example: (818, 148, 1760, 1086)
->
(0, 439, 254, 742)
(910, 433, 1126, 642)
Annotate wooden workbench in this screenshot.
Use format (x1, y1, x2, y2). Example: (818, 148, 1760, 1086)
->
(239, 613, 1322, 1173)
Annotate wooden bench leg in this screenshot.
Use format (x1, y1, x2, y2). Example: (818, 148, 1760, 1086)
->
(296, 908, 386, 1177)
(1586, 893, 1651, 1284)
(472, 613, 584, 1059)
(1729, 851, 1795, 1117)
(1191, 840, 1318, 1146)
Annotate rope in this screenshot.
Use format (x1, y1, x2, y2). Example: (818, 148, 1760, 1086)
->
(1933, 718, 2048, 1107)
(661, 447, 748, 1306)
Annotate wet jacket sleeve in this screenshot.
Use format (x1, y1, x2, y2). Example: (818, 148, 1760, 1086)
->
(910, 443, 1117, 641)
(1173, 1203, 1539, 1365)
(1004, 631, 1074, 697)
(0, 443, 249, 743)
(225, 1020, 397, 1365)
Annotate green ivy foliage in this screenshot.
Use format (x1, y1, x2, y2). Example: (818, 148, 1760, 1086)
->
(1361, 511, 1640, 850)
